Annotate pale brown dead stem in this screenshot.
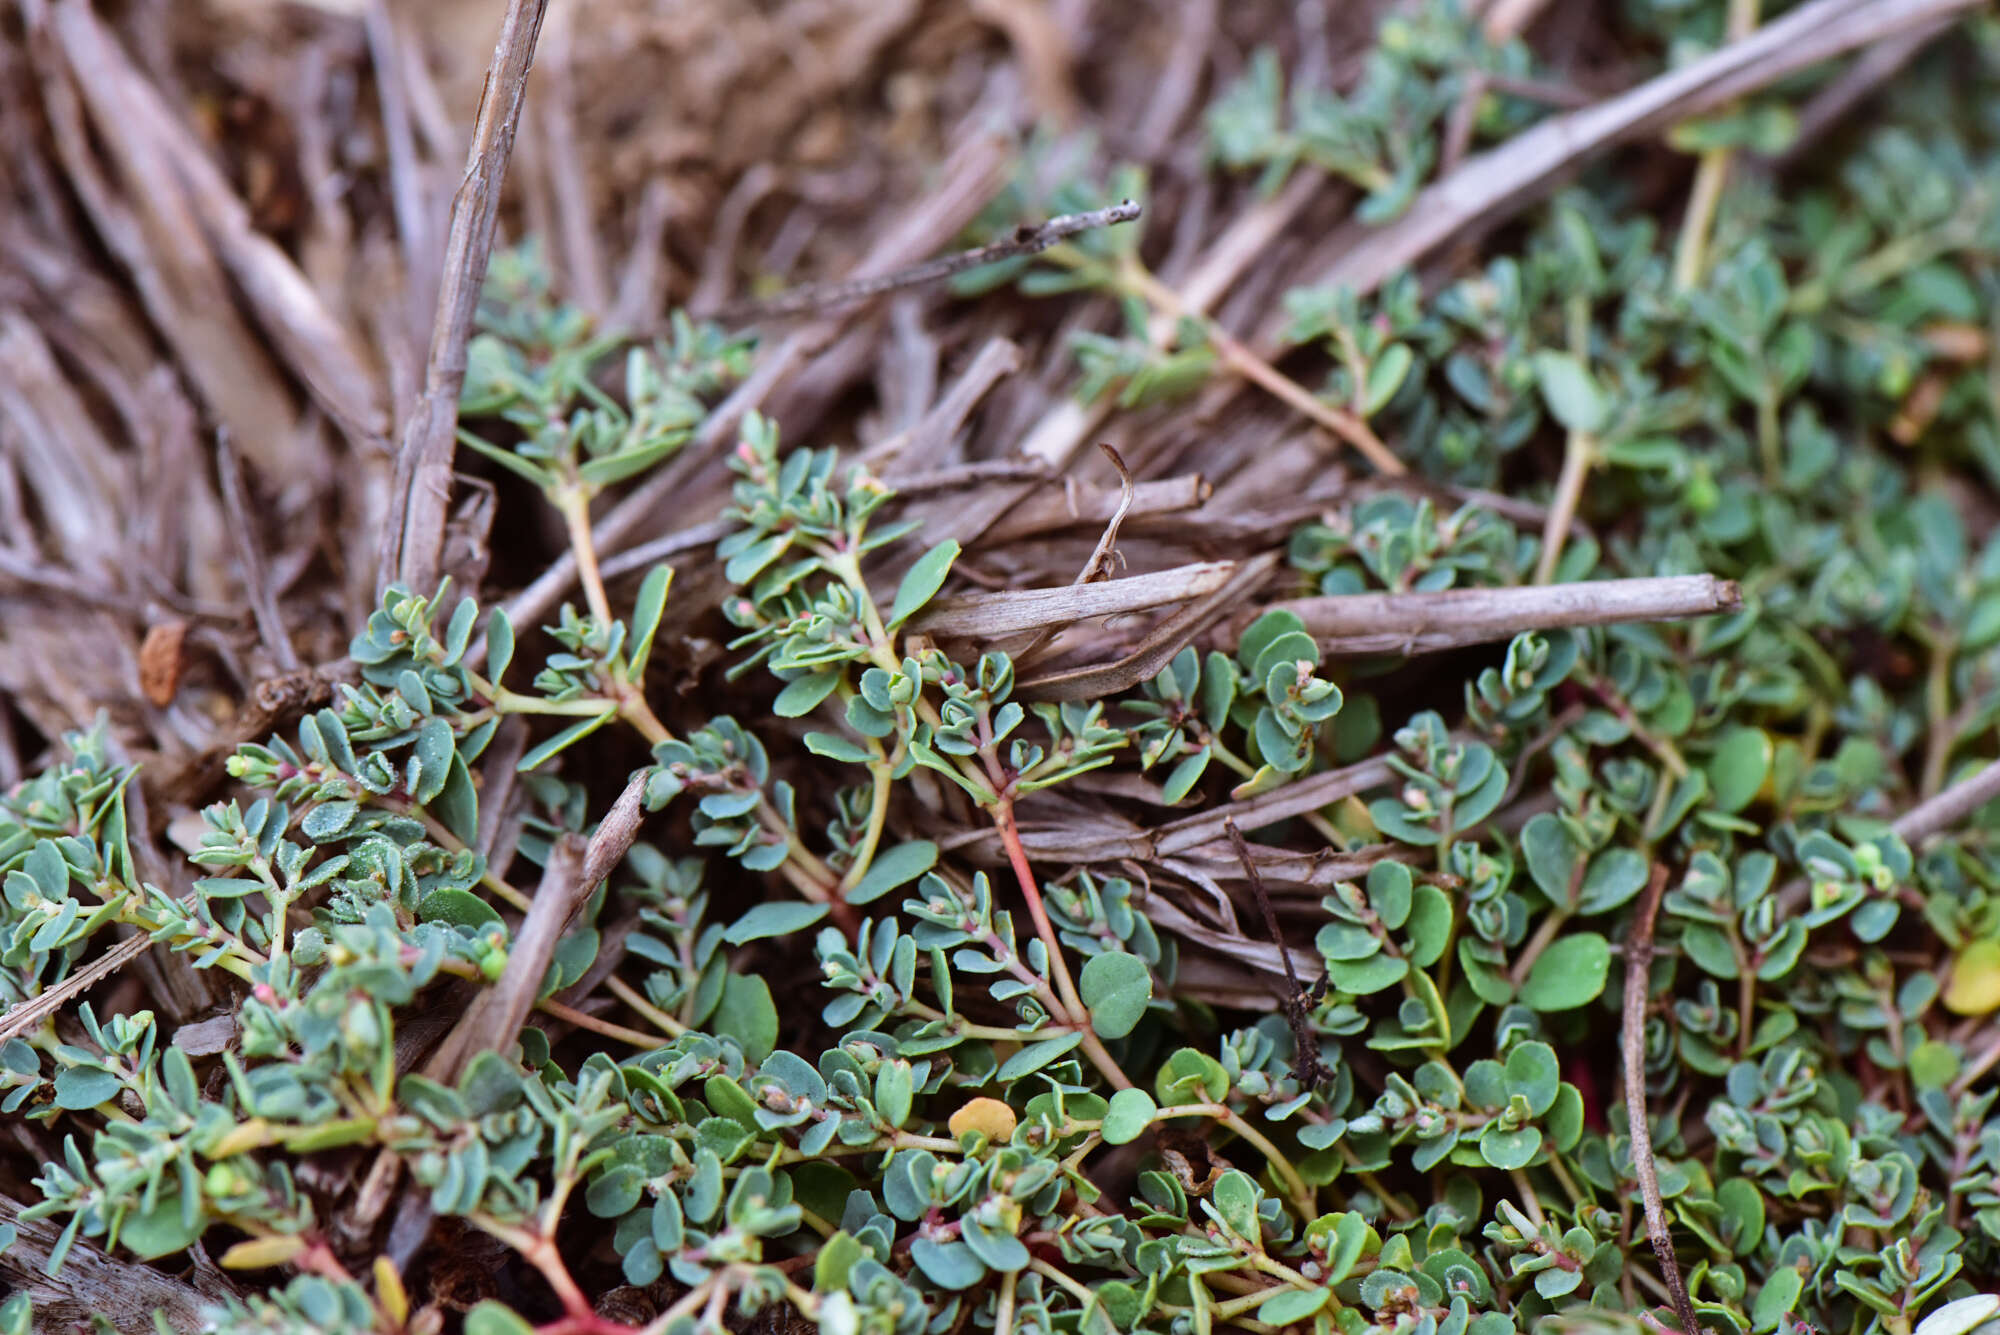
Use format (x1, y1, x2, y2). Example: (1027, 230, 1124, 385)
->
(386, 0, 551, 598)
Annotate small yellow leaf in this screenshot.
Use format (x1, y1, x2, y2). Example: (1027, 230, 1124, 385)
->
(1944, 938, 2000, 1016)
(374, 1256, 410, 1326)
(948, 1097, 1017, 1144)
(220, 1234, 306, 1270)
(209, 1117, 275, 1159)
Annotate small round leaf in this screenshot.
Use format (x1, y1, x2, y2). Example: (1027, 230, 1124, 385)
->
(1520, 932, 1611, 1011)
(1101, 1088, 1158, 1145)
(1080, 952, 1153, 1039)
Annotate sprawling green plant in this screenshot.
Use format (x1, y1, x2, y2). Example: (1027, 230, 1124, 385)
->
(6, 7, 2000, 1335)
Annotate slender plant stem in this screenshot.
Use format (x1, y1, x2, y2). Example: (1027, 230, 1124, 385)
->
(994, 1269, 1017, 1335)
(993, 798, 1133, 1090)
(538, 997, 666, 1049)
(604, 974, 689, 1037)
(1178, 1102, 1314, 1217)
(1536, 295, 1597, 584)
(1672, 0, 1762, 292)
(1509, 909, 1570, 986)
(558, 484, 614, 628)
(992, 801, 1083, 1022)
(838, 758, 895, 895)
(1623, 864, 1707, 1335)
(1107, 253, 1404, 475)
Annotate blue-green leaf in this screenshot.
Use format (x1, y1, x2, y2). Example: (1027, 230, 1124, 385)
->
(1079, 952, 1152, 1039)
(848, 841, 937, 905)
(723, 902, 831, 944)
(888, 540, 960, 629)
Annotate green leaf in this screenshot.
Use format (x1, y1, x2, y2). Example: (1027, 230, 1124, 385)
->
(874, 1061, 915, 1130)
(458, 431, 552, 487)
(116, 1188, 205, 1260)
(996, 1032, 1084, 1082)
(1707, 726, 1772, 814)
(578, 436, 683, 487)
(1238, 610, 1307, 674)
(1521, 814, 1580, 909)
(1505, 1041, 1560, 1116)
(52, 1067, 120, 1111)
(804, 732, 873, 763)
(627, 564, 673, 678)
(960, 1216, 1030, 1273)
(1161, 747, 1210, 804)
(1532, 350, 1609, 433)
(887, 540, 961, 629)
(412, 716, 455, 804)
(713, 973, 779, 1065)
(432, 753, 481, 845)
(546, 930, 599, 1000)
(1520, 933, 1611, 1011)
(1909, 1038, 1961, 1090)
(1478, 1123, 1542, 1170)
(1362, 344, 1413, 417)
(814, 1231, 867, 1294)
(705, 1074, 762, 1131)
(1716, 1176, 1765, 1255)
(1326, 1212, 1370, 1284)
(465, 1302, 538, 1335)
(723, 902, 830, 944)
(417, 888, 504, 933)
(1578, 848, 1649, 915)
(910, 1237, 986, 1290)
(773, 671, 842, 719)
(1101, 1088, 1158, 1144)
(1250, 630, 1320, 682)
(487, 609, 517, 684)
(1155, 1047, 1229, 1106)
(1209, 1171, 1262, 1238)
(1079, 952, 1153, 1039)
(847, 841, 937, 905)
(1750, 1268, 1805, 1333)
(1327, 952, 1407, 994)
(517, 710, 616, 771)
(1258, 1288, 1332, 1326)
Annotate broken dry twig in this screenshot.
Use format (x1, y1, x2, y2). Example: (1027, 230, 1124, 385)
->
(704, 201, 1143, 323)
(385, 0, 550, 599)
(1256, 574, 1742, 657)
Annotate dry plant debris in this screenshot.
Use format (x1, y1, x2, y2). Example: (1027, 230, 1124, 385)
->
(2, 3, 2000, 1335)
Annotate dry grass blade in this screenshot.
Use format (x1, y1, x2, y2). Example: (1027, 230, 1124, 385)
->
(1623, 863, 1708, 1335)
(386, 0, 551, 598)
(1000, 749, 1392, 865)
(1017, 551, 1281, 701)
(1007, 443, 1143, 669)
(912, 561, 1240, 638)
(28, 0, 307, 476)
(215, 430, 301, 672)
(985, 474, 1209, 543)
(1140, 893, 1325, 990)
(863, 337, 1024, 472)
(703, 201, 1142, 323)
(1257, 574, 1742, 656)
